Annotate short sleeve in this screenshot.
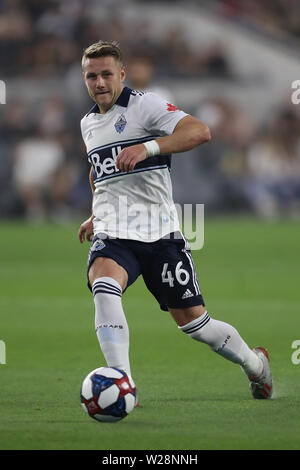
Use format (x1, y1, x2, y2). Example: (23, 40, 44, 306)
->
(138, 92, 188, 136)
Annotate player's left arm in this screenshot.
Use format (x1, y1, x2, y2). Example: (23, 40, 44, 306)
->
(155, 115, 211, 154)
(116, 115, 211, 173)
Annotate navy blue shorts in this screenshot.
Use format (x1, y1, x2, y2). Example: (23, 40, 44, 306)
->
(87, 232, 205, 312)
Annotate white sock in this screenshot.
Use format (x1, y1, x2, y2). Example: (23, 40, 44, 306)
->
(179, 311, 262, 377)
(92, 277, 131, 377)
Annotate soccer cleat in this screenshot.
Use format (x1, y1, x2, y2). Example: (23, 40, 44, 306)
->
(248, 347, 273, 399)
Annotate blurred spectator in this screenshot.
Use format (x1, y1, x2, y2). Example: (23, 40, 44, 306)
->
(13, 125, 66, 222)
(36, 96, 67, 136)
(0, 0, 32, 42)
(243, 107, 300, 218)
(0, 100, 30, 216)
(201, 42, 233, 79)
(193, 97, 255, 212)
(126, 55, 175, 102)
(211, 0, 300, 40)
(10, 96, 79, 222)
(194, 97, 300, 217)
(0, 0, 234, 80)
(35, 0, 83, 39)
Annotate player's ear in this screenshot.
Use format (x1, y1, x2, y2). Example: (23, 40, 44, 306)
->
(120, 66, 126, 83)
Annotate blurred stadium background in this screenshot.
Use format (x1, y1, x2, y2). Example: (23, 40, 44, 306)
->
(1, 0, 300, 222)
(1, 1, 300, 451)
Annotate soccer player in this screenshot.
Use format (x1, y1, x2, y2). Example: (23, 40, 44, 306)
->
(78, 41, 272, 400)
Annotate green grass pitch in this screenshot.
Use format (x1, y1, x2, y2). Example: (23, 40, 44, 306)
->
(0, 217, 299, 450)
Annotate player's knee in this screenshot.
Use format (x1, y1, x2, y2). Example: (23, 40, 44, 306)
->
(169, 305, 207, 327)
(89, 257, 128, 291)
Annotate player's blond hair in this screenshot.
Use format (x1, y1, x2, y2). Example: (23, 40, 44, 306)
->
(82, 41, 123, 69)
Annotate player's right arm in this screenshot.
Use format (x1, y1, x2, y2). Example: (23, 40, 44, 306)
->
(116, 93, 210, 173)
(78, 166, 95, 243)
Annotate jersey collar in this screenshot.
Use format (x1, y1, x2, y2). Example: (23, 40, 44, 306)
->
(87, 87, 132, 115)
(115, 86, 132, 108)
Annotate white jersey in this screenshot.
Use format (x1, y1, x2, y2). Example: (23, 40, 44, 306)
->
(80, 87, 188, 242)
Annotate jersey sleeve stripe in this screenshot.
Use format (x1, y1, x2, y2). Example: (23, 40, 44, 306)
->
(93, 164, 169, 184)
(87, 135, 161, 156)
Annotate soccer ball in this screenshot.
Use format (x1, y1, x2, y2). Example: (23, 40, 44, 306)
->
(80, 367, 137, 422)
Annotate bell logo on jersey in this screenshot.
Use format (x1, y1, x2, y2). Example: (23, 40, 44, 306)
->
(167, 103, 178, 112)
(91, 146, 122, 180)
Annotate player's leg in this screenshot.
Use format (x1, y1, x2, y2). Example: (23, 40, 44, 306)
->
(143, 233, 272, 398)
(169, 305, 273, 399)
(88, 256, 132, 377)
(169, 305, 263, 377)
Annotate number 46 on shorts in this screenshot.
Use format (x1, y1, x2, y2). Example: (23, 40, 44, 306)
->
(161, 262, 190, 287)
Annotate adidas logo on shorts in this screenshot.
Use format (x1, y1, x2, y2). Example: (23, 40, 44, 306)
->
(182, 289, 194, 299)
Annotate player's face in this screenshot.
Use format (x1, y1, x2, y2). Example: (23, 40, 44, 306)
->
(83, 56, 126, 114)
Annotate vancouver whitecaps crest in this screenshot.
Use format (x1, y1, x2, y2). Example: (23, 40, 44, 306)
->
(114, 114, 127, 133)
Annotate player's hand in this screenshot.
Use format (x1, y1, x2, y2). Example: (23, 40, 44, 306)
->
(116, 144, 148, 173)
(78, 216, 94, 243)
